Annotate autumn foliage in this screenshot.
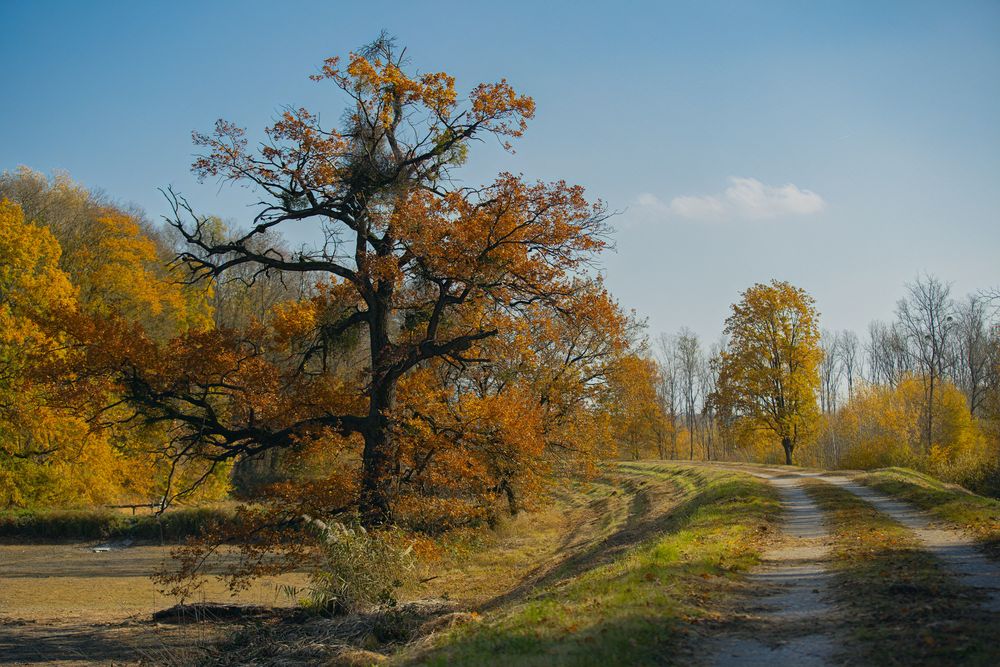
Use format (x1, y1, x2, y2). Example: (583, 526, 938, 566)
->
(714, 280, 822, 465)
(0, 38, 659, 594)
(5, 36, 998, 612)
(0, 171, 224, 508)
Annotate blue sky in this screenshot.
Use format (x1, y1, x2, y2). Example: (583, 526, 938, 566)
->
(2, 0, 998, 343)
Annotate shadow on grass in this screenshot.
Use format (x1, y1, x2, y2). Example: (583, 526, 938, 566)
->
(409, 472, 779, 666)
(480, 468, 704, 613)
(805, 480, 1000, 667)
(0, 619, 213, 665)
(416, 610, 688, 667)
(831, 543, 1000, 666)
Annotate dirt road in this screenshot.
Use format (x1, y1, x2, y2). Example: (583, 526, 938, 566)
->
(702, 463, 1000, 666)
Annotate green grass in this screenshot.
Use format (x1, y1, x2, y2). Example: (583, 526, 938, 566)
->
(0, 505, 236, 542)
(858, 467, 1000, 558)
(804, 479, 1000, 666)
(401, 464, 780, 666)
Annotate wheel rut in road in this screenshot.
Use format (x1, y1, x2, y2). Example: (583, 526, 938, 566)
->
(707, 471, 836, 667)
(699, 462, 1000, 666)
(821, 475, 1000, 612)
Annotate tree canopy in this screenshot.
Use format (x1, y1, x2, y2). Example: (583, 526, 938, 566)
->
(49, 35, 629, 553)
(714, 280, 822, 465)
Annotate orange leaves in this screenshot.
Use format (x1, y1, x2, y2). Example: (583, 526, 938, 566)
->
(74, 211, 179, 321)
(199, 38, 535, 204)
(607, 354, 668, 459)
(392, 174, 605, 299)
(418, 72, 459, 117)
(393, 364, 549, 525)
(192, 119, 250, 182)
(95, 38, 619, 536)
(470, 79, 535, 140)
(316, 52, 460, 125)
(0, 199, 215, 508)
(271, 297, 318, 344)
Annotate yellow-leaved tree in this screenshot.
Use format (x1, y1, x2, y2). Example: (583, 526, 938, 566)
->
(0, 169, 222, 508)
(714, 280, 822, 465)
(607, 354, 667, 460)
(0, 200, 137, 506)
(835, 375, 992, 480)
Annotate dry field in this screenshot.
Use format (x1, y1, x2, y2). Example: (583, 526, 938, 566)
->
(0, 543, 307, 665)
(0, 467, 681, 665)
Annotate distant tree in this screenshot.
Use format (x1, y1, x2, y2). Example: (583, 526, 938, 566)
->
(0, 167, 211, 338)
(676, 328, 701, 459)
(0, 199, 77, 474)
(608, 354, 665, 460)
(839, 330, 860, 401)
(699, 341, 723, 460)
(819, 329, 843, 414)
(954, 294, 993, 417)
(656, 334, 681, 459)
(866, 319, 913, 387)
(715, 280, 822, 465)
(895, 275, 956, 452)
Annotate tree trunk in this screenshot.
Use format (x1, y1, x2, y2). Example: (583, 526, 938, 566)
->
(359, 297, 396, 527)
(359, 403, 395, 526)
(781, 436, 793, 466)
(926, 374, 935, 454)
(499, 479, 519, 516)
(688, 415, 695, 460)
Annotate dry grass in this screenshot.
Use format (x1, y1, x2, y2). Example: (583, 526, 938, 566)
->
(804, 479, 1000, 666)
(403, 475, 640, 608)
(859, 467, 1000, 558)
(401, 464, 779, 666)
(0, 463, 777, 665)
(0, 544, 307, 623)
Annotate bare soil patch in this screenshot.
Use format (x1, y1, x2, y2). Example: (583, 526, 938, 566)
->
(0, 543, 306, 665)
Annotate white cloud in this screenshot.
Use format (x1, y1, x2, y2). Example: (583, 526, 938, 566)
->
(669, 194, 728, 219)
(636, 177, 825, 222)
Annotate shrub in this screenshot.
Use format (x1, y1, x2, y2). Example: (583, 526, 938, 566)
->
(300, 517, 415, 614)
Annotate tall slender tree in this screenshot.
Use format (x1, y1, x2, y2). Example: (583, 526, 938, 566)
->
(896, 275, 955, 452)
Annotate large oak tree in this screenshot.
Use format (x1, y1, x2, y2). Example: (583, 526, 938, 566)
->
(102, 36, 612, 526)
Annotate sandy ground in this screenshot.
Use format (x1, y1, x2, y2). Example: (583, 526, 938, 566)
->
(0, 543, 307, 665)
(0, 468, 678, 665)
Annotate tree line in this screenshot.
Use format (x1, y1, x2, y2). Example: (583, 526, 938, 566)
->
(634, 275, 1000, 493)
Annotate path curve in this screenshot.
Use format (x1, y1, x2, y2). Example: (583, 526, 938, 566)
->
(698, 461, 1000, 666)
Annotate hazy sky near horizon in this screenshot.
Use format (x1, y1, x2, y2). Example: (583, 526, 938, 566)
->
(2, 0, 998, 344)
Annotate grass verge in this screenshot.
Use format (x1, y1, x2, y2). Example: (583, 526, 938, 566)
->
(400, 464, 779, 666)
(804, 479, 999, 666)
(857, 467, 1000, 559)
(0, 506, 235, 542)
